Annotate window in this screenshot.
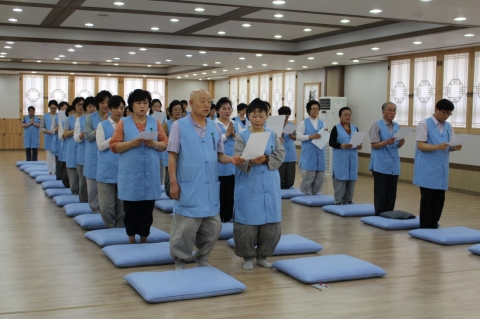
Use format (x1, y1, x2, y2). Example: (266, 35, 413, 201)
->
(271, 73, 283, 115)
(389, 59, 410, 125)
(98, 77, 118, 96)
(284, 71, 296, 120)
(249, 75, 259, 102)
(47, 75, 69, 106)
(443, 53, 469, 128)
(146, 79, 166, 107)
(23, 74, 44, 115)
(259, 74, 270, 103)
(473, 52, 480, 128)
(124, 78, 144, 101)
(229, 77, 238, 111)
(75, 76, 95, 98)
(413, 56, 436, 125)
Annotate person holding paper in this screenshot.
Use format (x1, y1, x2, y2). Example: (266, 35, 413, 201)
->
(215, 97, 237, 222)
(40, 100, 58, 174)
(21, 106, 41, 161)
(296, 100, 326, 195)
(368, 102, 405, 215)
(110, 89, 168, 244)
(167, 89, 244, 270)
(233, 98, 285, 270)
(50, 101, 69, 181)
(278, 106, 297, 189)
(162, 100, 183, 198)
(414, 99, 462, 228)
(233, 103, 249, 130)
(329, 107, 362, 205)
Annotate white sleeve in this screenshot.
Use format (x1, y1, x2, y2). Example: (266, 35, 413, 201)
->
(415, 120, 428, 142)
(295, 120, 309, 142)
(58, 123, 65, 141)
(50, 118, 56, 131)
(73, 118, 82, 143)
(96, 123, 111, 151)
(221, 133, 227, 142)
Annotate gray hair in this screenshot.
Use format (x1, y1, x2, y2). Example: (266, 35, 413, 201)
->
(382, 102, 396, 110)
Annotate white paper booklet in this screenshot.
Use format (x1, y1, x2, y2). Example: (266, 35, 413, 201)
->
(266, 115, 286, 136)
(241, 131, 271, 160)
(311, 129, 330, 150)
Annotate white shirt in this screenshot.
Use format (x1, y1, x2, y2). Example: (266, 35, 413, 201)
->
(215, 118, 234, 142)
(57, 120, 65, 141)
(416, 115, 456, 151)
(96, 117, 117, 151)
(73, 117, 84, 143)
(296, 117, 320, 142)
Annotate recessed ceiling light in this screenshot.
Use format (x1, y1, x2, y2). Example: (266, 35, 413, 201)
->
(262, 64, 267, 66)
(256, 54, 263, 57)
(199, 79, 202, 81)
(114, 57, 120, 60)
(371, 47, 380, 50)
(68, 48, 75, 52)
(302, 66, 308, 68)
(336, 52, 344, 55)
(369, 9, 382, 13)
(4, 46, 12, 49)
(239, 57, 245, 60)
(151, 27, 159, 31)
(113, 2, 124, 5)
(195, 8, 205, 12)
(85, 23, 94, 27)
(36, 60, 41, 63)
(202, 72, 207, 74)
(340, 19, 350, 23)
(0, 56, 5, 58)
(273, 0, 285, 4)
(12, 8, 23, 12)
(223, 69, 228, 71)
(54, 57, 60, 60)
(454, 17, 467, 21)
(212, 71, 217, 73)
(242, 23, 251, 27)
(207, 78, 211, 80)
(70, 73, 75, 75)
(413, 41, 422, 45)
(308, 57, 314, 60)
(106, 60, 112, 62)
(247, 65, 252, 69)
(129, 52, 135, 54)
(114, 63, 119, 65)
(166, 59, 172, 62)
(218, 31, 226, 35)
(186, 54, 192, 57)
(58, 55, 65, 58)
(352, 59, 360, 63)
(234, 68, 240, 70)
(286, 68, 291, 70)
(274, 35, 282, 38)
(202, 63, 208, 66)
(107, 74, 111, 76)
(155, 61, 161, 64)
(184, 75, 189, 77)
(147, 65, 152, 67)
(465, 33, 475, 37)
(170, 18, 179, 22)
(192, 73, 198, 76)
(0, 52, 7, 55)
(303, 28, 312, 32)
(177, 76, 182, 79)
(72, 62, 77, 64)
(75, 45, 83, 48)
(215, 62, 221, 64)
(6, 42, 14, 44)
(274, 14, 284, 18)
(332, 62, 338, 65)
(32, 71, 36, 74)
(420, 0, 431, 1)
(199, 51, 206, 54)
(142, 75, 146, 78)
(139, 48, 147, 51)
(8, 18, 17, 22)
(288, 60, 295, 62)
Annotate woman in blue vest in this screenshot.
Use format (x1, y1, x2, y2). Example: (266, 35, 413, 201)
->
(63, 97, 85, 195)
(50, 101, 68, 180)
(215, 97, 236, 222)
(296, 100, 326, 195)
(74, 97, 96, 203)
(233, 103, 249, 131)
(110, 89, 168, 244)
(278, 106, 297, 189)
(21, 106, 41, 161)
(233, 98, 286, 270)
(58, 105, 74, 187)
(162, 100, 183, 198)
(329, 107, 362, 205)
(414, 99, 462, 228)
(149, 98, 166, 188)
(96, 96, 125, 228)
(41, 100, 58, 174)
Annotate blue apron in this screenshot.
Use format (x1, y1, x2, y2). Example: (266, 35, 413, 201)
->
(96, 120, 119, 184)
(368, 120, 400, 175)
(299, 118, 325, 171)
(332, 123, 358, 181)
(22, 116, 40, 148)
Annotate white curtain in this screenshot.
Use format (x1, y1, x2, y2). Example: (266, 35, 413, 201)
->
(47, 75, 69, 106)
(259, 74, 270, 104)
(249, 75, 259, 102)
(75, 76, 95, 99)
(284, 71, 296, 120)
(146, 79, 166, 107)
(124, 78, 144, 102)
(389, 59, 410, 125)
(472, 52, 480, 128)
(98, 77, 119, 96)
(443, 52, 469, 128)
(23, 74, 45, 115)
(230, 77, 238, 110)
(413, 57, 436, 125)
(271, 73, 283, 115)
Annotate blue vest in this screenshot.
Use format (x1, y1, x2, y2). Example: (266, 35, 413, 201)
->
(234, 129, 281, 225)
(22, 116, 40, 148)
(83, 112, 103, 179)
(50, 116, 61, 156)
(43, 114, 54, 151)
(96, 120, 119, 184)
(58, 120, 67, 162)
(299, 118, 325, 171)
(413, 118, 451, 190)
(332, 123, 358, 181)
(162, 119, 173, 168)
(65, 115, 78, 168)
(217, 121, 236, 176)
(234, 116, 249, 130)
(368, 120, 400, 175)
(117, 116, 161, 201)
(173, 117, 221, 218)
(75, 116, 86, 165)
(283, 122, 297, 163)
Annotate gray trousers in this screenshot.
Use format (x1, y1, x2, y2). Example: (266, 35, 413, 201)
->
(97, 182, 124, 228)
(233, 222, 281, 259)
(170, 213, 222, 263)
(333, 179, 356, 205)
(159, 159, 165, 185)
(86, 178, 101, 214)
(76, 165, 88, 203)
(300, 170, 325, 195)
(66, 167, 79, 194)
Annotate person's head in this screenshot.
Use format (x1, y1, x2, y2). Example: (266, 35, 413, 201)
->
(65, 105, 75, 117)
(215, 97, 233, 121)
(48, 100, 59, 113)
(168, 100, 183, 120)
(150, 99, 162, 115)
(58, 101, 69, 111)
(381, 102, 397, 122)
(180, 100, 188, 111)
(306, 100, 320, 118)
(128, 89, 152, 117)
(278, 106, 291, 126)
(264, 101, 271, 115)
(108, 95, 126, 121)
(71, 97, 85, 115)
(123, 105, 133, 117)
(339, 107, 352, 124)
(83, 96, 96, 114)
(189, 89, 211, 117)
(237, 103, 247, 118)
(27, 106, 35, 117)
(247, 98, 269, 131)
(209, 102, 217, 118)
(95, 90, 111, 115)
(434, 99, 454, 122)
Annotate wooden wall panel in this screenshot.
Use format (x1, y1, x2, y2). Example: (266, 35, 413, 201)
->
(5, 119, 23, 134)
(325, 66, 345, 97)
(0, 118, 5, 134)
(0, 134, 5, 149)
(4, 133, 23, 149)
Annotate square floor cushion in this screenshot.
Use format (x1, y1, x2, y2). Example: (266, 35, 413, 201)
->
(44, 188, 72, 198)
(322, 204, 375, 217)
(408, 226, 480, 245)
(290, 194, 334, 207)
(21, 165, 47, 172)
(42, 180, 66, 189)
(53, 195, 80, 207)
(281, 188, 306, 199)
(29, 170, 50, 178)
(36, 175, 57, 183)
(16, 160, 47, 166)
(218, 223, 233, 240)
(155, 199, 174, 213)
(272, 254, 386, 284)
(74, 214, 107, 230)
(64, 203, 93, 217)
(85, 227, 170, 247)
(227, 234, 323, 256)
(124, 267, 246, 303)
(468, 244, 480, 255)
(361, 216, 421, 230)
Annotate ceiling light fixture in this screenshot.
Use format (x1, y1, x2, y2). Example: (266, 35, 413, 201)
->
(199, 51, 206, 54)
(186, 54, 192, 57)
(302, 66, 308, 68)
(195, 8, 205, 12)
(239, 57, 245, 60)
(8, 18, 17, 22)
(371, 47, 380, 50)
(303, 28, 312, 32)
(114, 57, 120, 60)
(286, 68, 291, 70)
(72, 62, 77, 64)
(202, 63, 208, 66)
(107, 74, 111, 76)
(247, 65, 252, 68)
(32, 71, 36, 74)
(369, 9, 382, 13)
(308, 57, 314, 60)
(0, 56, 5, 58)
(193, 74, 197, 76)
(129, 51, 135, 54)
(215, 62, 221, 64)
(58, 55, 65, 57)
(413, 41, 422, 44)
(256, 54, 263, 57)
(332, 62, 338, 65)
(75, 45, 83, 48)
(336, 52, 344, 55)
(147, 65, 152, 67)
(454, 17, 467, 21)
(273, 0, 286, 4)
(114, 63, 119, 65)
(106, 59, 112, 62)
(139, 48, 147, 51)
(54, 57, 60, 60)
(184, 75, 189, 77)
(262, 64, 267, 66)
(223, 69, 228, 71)
(340, 19, 350, 23)
(212, 71, 217, 73)
(352, 59, 360, 63)
(242, 23, 251, 27)
(68, 48, 75, 52)
(85, 23, 94, 27)
(170, 18, 179, 22)
(166, 59, 172, 62)
(12, 8, 23, 12)
(202, 72, 207, 74)
(36, 60, 41, 63)
(6, 42, 14, 44)
(70, 73, 75, 75)
(234, 68, 240, 70)
(218, 31, 226, 35)
(288, 60, 295, 62)
(151, 27, 159, 31)
(274, 35, 282, 38)
(177, 76, 182, 79)
(113, 2, 124, 5)
(465, 33, 475, 37)
(274, 14, 284, 18)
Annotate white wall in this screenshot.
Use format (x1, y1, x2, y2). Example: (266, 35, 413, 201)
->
(214, 79, 229, 102)
(296, 69, 326, 120)
(0, 74, 21, 118)
(167, 79, 208, 105)
(344, 62, 479, 166)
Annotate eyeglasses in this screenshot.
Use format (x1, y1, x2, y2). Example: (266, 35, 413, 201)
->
(441, 110, 453, 117)
(385, 108, 396, 112)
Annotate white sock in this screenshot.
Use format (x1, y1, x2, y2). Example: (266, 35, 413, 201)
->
(256, 257, 272, 268)
(175, 260, 185, 270)
(242, 258, 254, 270)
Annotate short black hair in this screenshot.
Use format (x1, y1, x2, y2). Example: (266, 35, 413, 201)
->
(151, 99, 162, 107)
(180, 100, 188, 105)
(210, 101, 216, 110)
(237, 103, 247, 112)
(338, 106, 352, 117)
(48, 100, 59, 108)
(278, 106, 291, 116)
(127, 89, 152, 107)
(65, 105, 75, 117)
(436, 99, 455, 111)
(168, 100, 182, 115)
(264, 101, 271, 110)
(306, 100, 320, 115)
(123, 105, 132, 117)
(381, 102, 396, 111)
(71, 97, 85, 109)
(27, 106, 35, 112)
(83, 96, 95, 111)
(216, 97, 232, 111)
(108, 95, 126, 109)
(95, 90, 111, 109)
(247, 98, 269, 115)
(58, 101, 69, 109)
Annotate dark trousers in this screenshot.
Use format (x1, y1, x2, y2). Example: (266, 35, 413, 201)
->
(279, 161, 296, 189)
(219, 175, 235, 222)
(372, 171, 398, 215)
(55, 156, 62, 180)
(25, 148, 38, 161)
(164, 167, 170, 198)
(419, 187, 445, 229)
(59, 161, 70, 188)
(123, 200, 155, 237)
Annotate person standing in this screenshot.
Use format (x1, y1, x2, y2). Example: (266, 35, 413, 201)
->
(278, 106, 296, 189)
(21, 106, 41, 161)
(163, 100, 183, 198)
(41, 100, 58, 174)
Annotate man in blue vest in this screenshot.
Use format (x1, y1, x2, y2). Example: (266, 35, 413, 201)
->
(368, 102, 405, 215)
(414, 99, 462, 228)
(168, 89, 245, 270)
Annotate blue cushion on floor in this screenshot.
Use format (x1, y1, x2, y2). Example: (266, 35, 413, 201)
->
(322, 204, 375, 217)
(281, 188, 306, 199)
(361, 216, 421, 230)
(64, 203, 93, 217)
(53, 195, 80, 207)
(158, 193, 170, 200)
(124, 267, 246, 303)
(74, 214, 107, 230)
(44, 188, 72, 198)
(85, 227, 170, 247)
(227, 234, 323, 256)
(161, 185, 165, 192)
(468, 244, 480, 255)
(23, 166, 47, 173)
(42, 180, 65, 189)
(290, 194, 334, 207)
(29, 170, 49, 178)
(218, 223, 233, 239)
(36, 175, 57, 183)
(155, 199, 174, 213)
(273, 255, 386, 284)
(408, 226, 480, 245)
(16, 160, 47, 166)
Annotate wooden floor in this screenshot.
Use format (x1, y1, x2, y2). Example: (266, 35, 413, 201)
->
(1, 150, 480, 318)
